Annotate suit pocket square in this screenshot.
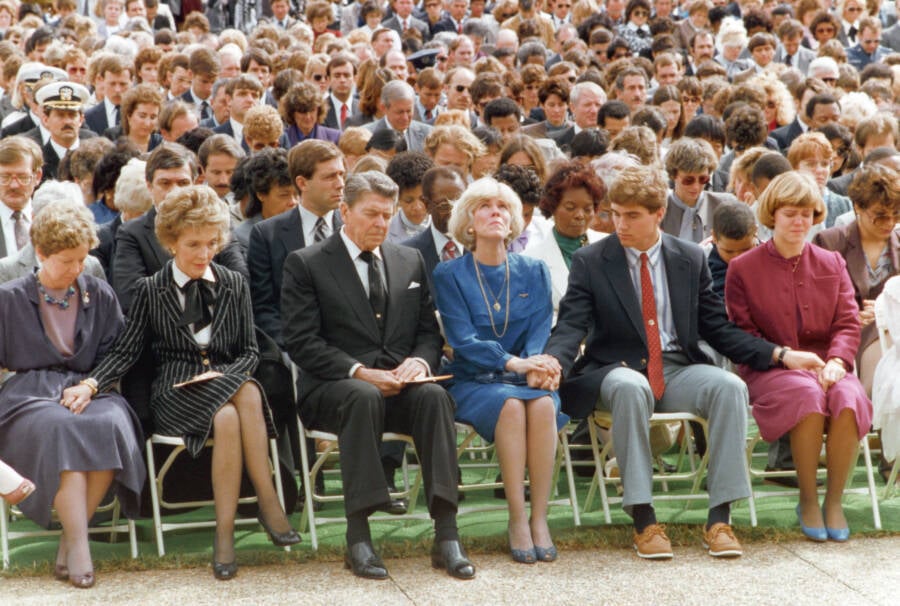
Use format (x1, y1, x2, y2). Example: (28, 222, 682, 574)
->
(408, 281, 421, 289)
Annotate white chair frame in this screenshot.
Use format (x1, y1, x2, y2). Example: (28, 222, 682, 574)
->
(873, 294, 899, 498)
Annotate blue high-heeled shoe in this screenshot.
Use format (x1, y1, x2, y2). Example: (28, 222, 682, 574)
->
(796, 505, 827, 542)
(534, 544, 558, 562)
(822, 507, 850, 542)
(509, 541, 536, 564)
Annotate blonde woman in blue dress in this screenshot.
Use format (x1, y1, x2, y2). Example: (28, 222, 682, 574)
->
(432, 177, 567, 564)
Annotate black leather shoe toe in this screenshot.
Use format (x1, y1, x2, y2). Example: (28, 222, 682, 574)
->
(431, 540, 476, 580)
(344, 541, 389, 580)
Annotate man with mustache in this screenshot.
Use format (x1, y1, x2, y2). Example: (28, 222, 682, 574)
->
(36, 81, 95, 182)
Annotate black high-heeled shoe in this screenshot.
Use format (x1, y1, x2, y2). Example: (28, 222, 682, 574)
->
(212, 538, 237, 581)
(257, 514, 301, 547)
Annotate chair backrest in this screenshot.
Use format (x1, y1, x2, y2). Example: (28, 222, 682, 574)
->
(874, 293, 892, 354)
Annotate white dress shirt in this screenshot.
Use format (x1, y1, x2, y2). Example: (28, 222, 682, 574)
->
(0, 201, 32, 257)
(299, 205, 335, 244)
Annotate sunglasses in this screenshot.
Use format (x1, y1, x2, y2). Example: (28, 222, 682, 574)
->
(846, 7, 863, 12)
(454, 84, 470, 93)
(312, 74, 326, 81)
(864, 208, 900, 229)
(815, 27, 835, 34)
(632, 9, 649, 17)
(679, 174, 710, 186)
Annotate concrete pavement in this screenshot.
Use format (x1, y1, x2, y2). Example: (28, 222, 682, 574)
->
(1, 536, 897, 605)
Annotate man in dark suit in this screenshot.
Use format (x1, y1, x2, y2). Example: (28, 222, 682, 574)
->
(770, 77, 827, 153)
(544, 166, 821, 559)
(113, 143, 247, 312)
(212, 74, 265, 149)
(35, 82, 95, 182)
(83, 56, 131, 136)
(383, 0, 430, 39)
(0, 64, 69, 139)
(365, 81, 433, 153)
(281, 171, 474, 581)
(248, 140, 345, 348)
(401, 166, 466, 285)
(323, 54, 359, 130)
(179, 47, 220, 122)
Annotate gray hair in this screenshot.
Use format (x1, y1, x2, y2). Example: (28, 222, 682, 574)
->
(115, 159, 154, 216)
(381, 80, 416, 108)
(570, 81, 606, 107)
(448, 177, 524, 250)
(808, 56, 839, 79)
(344, 171, 399, 207)
(32, 180, 84, 217)
(591, 151, 641, 197)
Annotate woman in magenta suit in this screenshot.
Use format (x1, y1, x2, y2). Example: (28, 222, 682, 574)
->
(726, 172, 872, 542)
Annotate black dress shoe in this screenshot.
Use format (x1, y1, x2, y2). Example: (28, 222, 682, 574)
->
(376, 497, 409, 515)
(431, 539, 476, 580)
(344, 541, 389, 580)
(257, 514, 302, 546)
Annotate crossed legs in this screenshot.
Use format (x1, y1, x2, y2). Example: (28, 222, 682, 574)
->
(211, 381, 292, 563)
(494, 396, 558, 552)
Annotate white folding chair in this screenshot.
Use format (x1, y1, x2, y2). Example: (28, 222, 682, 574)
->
(744, 427, 882, 530)
(145, 434, 289, 556)
(1, 497, 137, 570)
(583, 410, 710, 523)
(873, 294, 898, 499)
(296, 418, 427, 551)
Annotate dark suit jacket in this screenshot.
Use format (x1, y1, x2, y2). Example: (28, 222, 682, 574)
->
(428, 14, 458, 38)
(112, 207, 248, 312)
(383, 14, 430, 39)
(522, 120, 573, 140)
(280, 233, 442, 405)
(545, 233, 775, 418)
(323, 97, 359, 130)
(213, 120, 289, 152)
(91, 214, 122, 282)
(366, 117, 432, 152)
(84, 102, 114, 135)
(401, 228, 440, 287)
(0, 113, 36, 138)
(39, 132, 98, 182)
(771, 117, 805, 153)
(826, 170, 855, 197)
(884, 22, 900, 52)
(247, 207, 343, 347)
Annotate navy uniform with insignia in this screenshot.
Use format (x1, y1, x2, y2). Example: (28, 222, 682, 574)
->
(35, 81, 94, 183)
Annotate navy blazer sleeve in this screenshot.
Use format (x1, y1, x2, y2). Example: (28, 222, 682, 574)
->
(247, 220, 283, 346)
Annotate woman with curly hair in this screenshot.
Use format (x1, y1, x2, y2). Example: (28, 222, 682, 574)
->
(280, 81, 342, 147)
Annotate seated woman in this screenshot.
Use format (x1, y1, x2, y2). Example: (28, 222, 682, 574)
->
(726, 172, 872, 542)
(787, 132, 853, 229)
(0, 200, 145, 588)
(523, 161, 608, 312)
(0, 459, 34, 505)
(104, 84, 164, 153)
(232, 149, 299, 249)
(280, 81, 341, 148)
(432, 177, 566, 564)
(814, 164, 900, 394)
(64, 186, 300, 581)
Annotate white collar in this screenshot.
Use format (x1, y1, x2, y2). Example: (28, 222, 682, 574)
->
(171, 261, 216, 287)
(49, 137, 78, 159)
(0, 200, 31, 221)
(340, 226, 382, 261)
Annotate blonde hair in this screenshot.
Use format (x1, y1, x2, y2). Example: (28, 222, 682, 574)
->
(608, 165, 669, 212)
(756, 172, 826, 229)
(243, 104, 284, 144)
(424, 125, 487, 169)
(154, 185, 231, 250)
(447, 177, 524, 250)
(31, 199, 99, 256)
(338, 126, 372, 158)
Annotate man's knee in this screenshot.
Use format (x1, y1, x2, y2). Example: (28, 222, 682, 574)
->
(602, 368, 654, 416)
(343, 381, 386, 420)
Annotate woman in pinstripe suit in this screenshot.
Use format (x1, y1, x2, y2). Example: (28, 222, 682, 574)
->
(63, 186, 300, 580)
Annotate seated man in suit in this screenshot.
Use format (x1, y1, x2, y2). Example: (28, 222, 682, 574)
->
(248, 139, 345, 348)
(83, 55, 131, 136)
(282, 171, 474, 580)
(324, 53, 359, 130)
(366, 80, 433, 153)
(544, 165, 822, 559)
(213, 74, 265, 147)
(35, 81, 95, 182)
(180, 47, 220, 122)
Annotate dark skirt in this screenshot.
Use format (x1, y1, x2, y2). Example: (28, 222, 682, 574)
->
(0, 369, 145, 529)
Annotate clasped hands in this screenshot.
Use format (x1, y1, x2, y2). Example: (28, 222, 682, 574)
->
(507, 354, 561, 391)
(781, 350, 847, 391)
(60, 383, 95, 415)
(354, 358, 430, 396)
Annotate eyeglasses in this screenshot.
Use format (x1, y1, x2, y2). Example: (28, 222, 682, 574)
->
(632, 9, 650, 17)
(861, 38, 883, 45)
(846, 7, 863, 12)
(863, 208, 900, 229)
(678, 174, 710, 186)
(454, 84, 470, 93)
(815, 27, 836, 34)
(0, 173, 34, 186)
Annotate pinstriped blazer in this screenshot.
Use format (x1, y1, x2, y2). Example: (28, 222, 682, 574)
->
(90, 261, 271, 456)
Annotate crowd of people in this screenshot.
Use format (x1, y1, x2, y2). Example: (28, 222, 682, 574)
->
(0, 0, 898, 589)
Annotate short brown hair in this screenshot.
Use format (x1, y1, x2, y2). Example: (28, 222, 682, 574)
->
(608, 165, 669, 212)
(198, 134, 245, 169)
(665, 137, 718, 180)
(280, 81, 326, 125)
(848, 164, 900, 212)
(120, 84, 163, 135)
(189, 46, 220, 77)
(0, 135, 43, 171)
(756, 172, 826, 229)
(134, 47, 163, 83)
(288, 139, 342, 180)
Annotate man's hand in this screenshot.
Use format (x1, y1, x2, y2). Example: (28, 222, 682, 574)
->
(392, 358, 429, 382)
(526, 368, 560, 391)
(506, 354, 561, 376)
(353, 367, 404, 396)
(782, 350, 826, 371)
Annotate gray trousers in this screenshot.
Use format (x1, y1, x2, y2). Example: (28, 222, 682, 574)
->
(597, 352, 751, 513)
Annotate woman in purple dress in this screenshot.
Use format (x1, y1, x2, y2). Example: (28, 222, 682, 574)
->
(726, 172, 872, 542)
(0, 200, 145, 588)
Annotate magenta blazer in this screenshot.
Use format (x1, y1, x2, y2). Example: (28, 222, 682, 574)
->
(725, 240, 861, 369)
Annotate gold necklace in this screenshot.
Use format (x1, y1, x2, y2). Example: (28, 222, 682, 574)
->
(474, 256, 511, 338)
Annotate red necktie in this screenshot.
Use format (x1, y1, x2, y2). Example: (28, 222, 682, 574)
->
(340, 104, 348, 128)
(441, 241, 458, 262)
(640, 253, 665, 399)
(458, 22, 463, 34)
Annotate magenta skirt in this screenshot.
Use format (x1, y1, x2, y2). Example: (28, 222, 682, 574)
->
(742, 368, 873, 442)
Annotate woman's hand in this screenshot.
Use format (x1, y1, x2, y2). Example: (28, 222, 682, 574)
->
(506, 354, 561, 376)
(817, 358, 847, 391)
(60, 384, 95, 415)
(859, 299, 875, 327)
